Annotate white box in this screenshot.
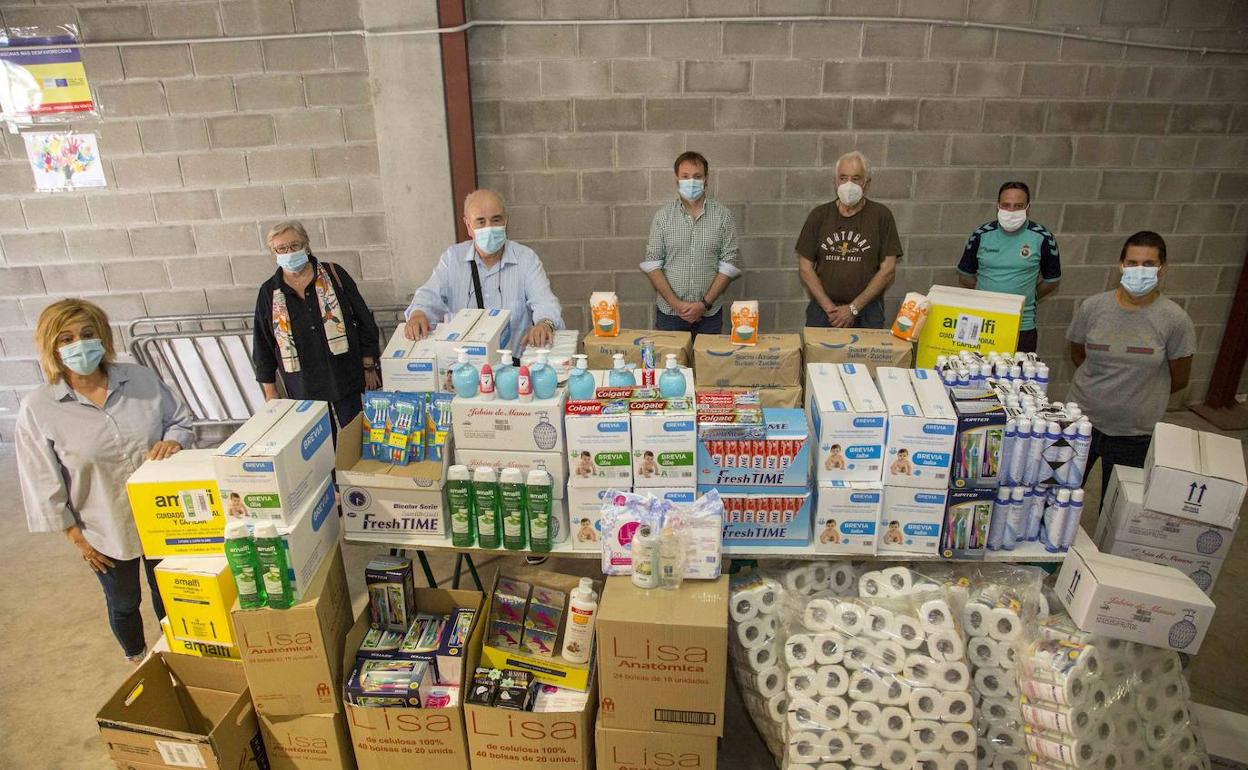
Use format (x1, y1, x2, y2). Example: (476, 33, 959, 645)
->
(520, 329, 581, 381)
(565, 403, 632, 488)
(807, 363, 887, 483)
(814, 482, 882, 556)
(452, 448, 568, 491)
(646, 487, 697, 504)
(380, 326, 440, 393)
(879, 485, 947, 556)
(450, 389, 567, 454)
(876, 367, 957, 489)
(1143, 422, 1246, 529)
(1102, 541, 1224, 596)
(460, 307, 512, 369)
(431, 308, 483, 378)
(241, 473, 340, 601)
(1055, 541, 1216, 653)
(1097, 466, 1237, 560)
(630, 404, 696, 488)
(214, 400, 335, 525)
(567, 484, 615, 550)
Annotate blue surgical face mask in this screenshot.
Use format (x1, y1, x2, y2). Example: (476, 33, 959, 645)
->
(276, 249, 309, 273)
(474, 225, 506, 255)
(678, 178, 705, 201)
(1121, 265, 1160, 297)
(59, 338, 106, 376)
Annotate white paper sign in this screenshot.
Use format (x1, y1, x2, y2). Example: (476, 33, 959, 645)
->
(23, 131, 106, 192)
(154, 740, 207, 768)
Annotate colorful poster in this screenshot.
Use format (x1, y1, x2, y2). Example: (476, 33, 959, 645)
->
(24, 132, 106, 192)
(0, 34, 95, 120)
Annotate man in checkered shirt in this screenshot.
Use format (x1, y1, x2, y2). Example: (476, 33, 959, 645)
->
(639, 151, 741, 335)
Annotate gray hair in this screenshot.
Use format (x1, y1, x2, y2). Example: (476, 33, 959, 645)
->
(265, 220, 310, 246)
(836, 151, 872, 181)
(463, 189, 506, 217)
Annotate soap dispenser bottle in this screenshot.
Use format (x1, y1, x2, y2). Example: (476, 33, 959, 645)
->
(494, 349, 518, 400)
(531, 350, 558, 399)
(451, 348, 479, 398)
(567, 354, 595, 401)
(658, 353, 686, 398)
(607, 352, 634, 387)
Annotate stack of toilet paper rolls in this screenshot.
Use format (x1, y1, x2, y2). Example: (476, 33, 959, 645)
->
(784, 567, 976, 769)
(962, 583, 1030, 769)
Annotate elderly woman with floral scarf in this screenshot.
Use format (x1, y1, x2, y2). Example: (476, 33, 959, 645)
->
(253, 220, 381, 428)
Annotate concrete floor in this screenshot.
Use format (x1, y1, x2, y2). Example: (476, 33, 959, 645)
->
(1, 408, 1245, 768)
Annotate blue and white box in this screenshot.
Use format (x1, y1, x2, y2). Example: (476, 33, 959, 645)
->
(381, 325, 440, 393)
(876, 367, 957, 489)
(696, 408, 810, 488)
(814, 482, 882, 556)
(807, 363, 887, 483)
(707, 484, 812, 549)
(631, 402, 696, 488)
(880, 485, 948, 556)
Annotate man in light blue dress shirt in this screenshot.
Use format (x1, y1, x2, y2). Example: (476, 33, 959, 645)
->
(404, 189, 564, 349)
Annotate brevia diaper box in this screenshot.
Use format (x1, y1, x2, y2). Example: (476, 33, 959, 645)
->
(213, 399, 335, 525)
(566, 485, 615, 550)
(813, 482, 882, 556)
(628, 397, 696, 489)
(430, 308, 512, 387)
(128, 448, 226, 558)
(875, 367, 956, 489)
(879, 486, 948, 556)
(381, 325, 439, 393)
(806, 363, 887, 483)
(565, 399, 632, 489)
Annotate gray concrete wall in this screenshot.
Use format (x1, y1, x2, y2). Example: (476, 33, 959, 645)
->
(467, 0, 1248, 402)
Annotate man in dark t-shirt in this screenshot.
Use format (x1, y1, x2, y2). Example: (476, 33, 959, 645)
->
(796, 151, 902, 329)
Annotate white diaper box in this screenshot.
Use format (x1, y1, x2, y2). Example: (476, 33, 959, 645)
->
(1096, 465, 1237, 560)
(876, 367, 956, 489)
(565, 401, 632, 489)
(566, 484, 616, 550)
(807, 363, 887, 483)
(813, 482, 882, 556)
(629, 399, 696, 489)
(450, 389, 567, 454)
(1143, 422, 1245, 529)
(646, 488, 697, 504)
(431, 308, 484, 383)
(256, 474, 340, 601)
(460, 307, 512, 370)
(380, 326, 440, 393)
(878, 485, 948, 556)
(213, 399, 335, 525)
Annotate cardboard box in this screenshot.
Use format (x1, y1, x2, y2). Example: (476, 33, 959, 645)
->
(567, 484, 612, 550)
(214, 399, 336, 525)
(646, 487, 697, 504)
(807, 363, 887, 483)
(231, 548, 353, 716)
(260, 712, 356, 770)
(720, 385, 803, 409)
(803, 327, 913, 373)
(949, 397, 1009, 489)
(695, 408, 810, 488)
(941, 488, 996, 560)
(814, 482, 881, 555)
(693, 333, 802, 388)
(157, 556, 238, 647)
(451, 389, 567, 454)
(914, 285, 1023, 368)
(1055, 541, 1216, 653)
(431, 308, 484, 383)
(879, 486, 948, 556)
(271, 473, 340, 601)
(566, 402, 633, 489)
(462, 307, 512, 364)
(97, 654, 264, 770)
(464, 688, 595, 770)
(1143, 422, 1246, 529)
(1101, 541, 1224, 595)
(596, 576, 728, 736)
(596, 724, 718, 770)
(1096, 465, 1237, 560)
(711, 485, 812, 549)
(582, 329, 692, 368)
(876, 367, 956, 489)
(630, 404, 696, 489)
(454, 448, 569, 491)
(380, 326, 440, 394)
(127, 449, 227, 558)
(160, 617, 240, 660)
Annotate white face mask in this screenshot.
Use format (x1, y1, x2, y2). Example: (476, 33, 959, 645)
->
(837, 181, 864, 207)
(997, 208, 1028, 232)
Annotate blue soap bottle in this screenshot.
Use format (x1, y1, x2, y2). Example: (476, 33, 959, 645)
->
(531, 349, 558, 400)
(451, 347, 479, 398)
(658, 353, 687, 398)
(567, 354, 595, 401)
(494, 349, 518, 400)
(607, 353, 634, 387)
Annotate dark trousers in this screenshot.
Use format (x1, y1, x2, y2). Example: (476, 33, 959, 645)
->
(655, 308, 723, 336)
(94, 556, 165, 657)
(330, 394, 363, 429)
(1087, 429, 1153, 508)
(804, 298, 886, 330)
(1016, 328, 1038, 354)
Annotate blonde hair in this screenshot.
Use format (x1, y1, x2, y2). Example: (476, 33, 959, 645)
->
(265, 220, 310, 248)
(836, 151, 872, 181)
(35, 299, 116, 383)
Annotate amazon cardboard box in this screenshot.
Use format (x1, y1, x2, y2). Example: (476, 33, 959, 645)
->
(693, 334, 802, 388)
(596, 723, 718, 770)
(231, 548, 352, 716)
(97, 654, 265, 770)
(260, 712, 354, 770)
(596, 576, 728, 737)
(582, 329, 692, 368)
(1142, 422, 1246, 529)
(803, 327, 913, 373)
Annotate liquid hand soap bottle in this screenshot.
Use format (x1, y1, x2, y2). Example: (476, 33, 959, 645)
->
(531, 350, 558, 399)
(451, 347, 479, 398)
(608, 352, 634, 387)
(659, 353, 686, 398)
(494, 349, 518, 400)
(567, 354, 595, 401)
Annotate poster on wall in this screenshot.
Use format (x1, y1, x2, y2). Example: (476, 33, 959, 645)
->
(0, 30, 96, 123)
(24, 132, 106, 192)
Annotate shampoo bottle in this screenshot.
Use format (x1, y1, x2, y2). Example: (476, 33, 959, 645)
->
(473, 467, 502, 548)
(531, 350, 558, 399)
(451, 347, 479, 398)
(658, 353, 686, 398)
(500, 468, 528, 550)
(495, 349, 518, 400)
(560, 577, 598, 664)
(224, 520, 266, 609)
(447, 465, 475, 548)
(608, 353, 633, 387)
(526, 469, 554, 552)
(631, 524, 660, 589)
(254, 521, 294, 609)
(567, 354, 595, 401)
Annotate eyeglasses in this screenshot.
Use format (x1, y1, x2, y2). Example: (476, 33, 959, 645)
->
(271, 241, 306, 254)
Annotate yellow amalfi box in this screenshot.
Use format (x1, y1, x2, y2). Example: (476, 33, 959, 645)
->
(156, 556, 238, 647)
(127, 449, 227, 558)
(915, 285, 1023, 368)
(160, 616, 240, 660)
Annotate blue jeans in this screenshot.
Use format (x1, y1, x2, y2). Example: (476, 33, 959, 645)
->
(805, 298, 886, 330)
(94, 556, 165, 657)
(655, 307, 723, 336)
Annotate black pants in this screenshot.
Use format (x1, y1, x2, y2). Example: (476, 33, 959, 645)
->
(655, 308, 723, 336)
(1016, 328, 1038, 354)
(1087, 429, 1152, 508)
(804, 298, 886, 329)
(94, 556, 165, 657)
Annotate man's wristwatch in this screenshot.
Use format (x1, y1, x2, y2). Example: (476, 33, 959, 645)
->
(702, 299, 713, 311)
(849, 303, 860, 317)
(539, 319, 556, 331)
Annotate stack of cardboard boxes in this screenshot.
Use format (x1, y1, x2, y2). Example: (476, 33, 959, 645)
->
(802, 327, 913, 374)
(381, 308, 512, 393)
(693, 332, 804, 408)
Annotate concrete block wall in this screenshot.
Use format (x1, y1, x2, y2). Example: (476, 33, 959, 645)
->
(468, 0, 1248, 404)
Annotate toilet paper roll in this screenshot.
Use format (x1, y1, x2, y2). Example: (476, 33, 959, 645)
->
(833, 602, 867, 636)
(1025, 727, 1099, 766)
(787, 696, 824, 731)
(1125, 746, 1150, 767)
(817, 694, 851, 730)
(947, 753, 975, 770)
(1022, 699, 1106, 739)
(999, 642, 1018, 670)
(903, 654, 939, 687)
(909, 720, 943, 750)
(879, 678, 912, 706)
(829, 563, 855, 594)
(987, 726, 1024, 755)
(849, 670, 884, 703)
(806, 599, 839, 632)
(962, 601, 992, 637)
(995, 755, 1027, 770)
(976, 737, 996, 768)
(848, 701, 882, 733)
(871, 640, 906, 674)
(967, 637, 999, 668)
(941, 723, 977, 753)
(1163, 704, 1189, 730)
(823, 729, 852, 762)
(1036, 590, 1050, 619)
(787, 730, 827, 764)
(912, 750, 944, 770)
(748, 643, 779, 672)
(981, 697, 1020, 724)
(787, 634, 817, 668)
(1019, 669, 1098, 707)
(767, 692, 789, 724)
(755, 666, 785, 698)
(934, 661, 970, 692)
(926, 629, 965, 662)
(881, 739, 915, 770)
(1157, 677, 1190, 702)
(851, 734, 884, 767)
(865, 606, 897, 640)
(1096, 749, 1123, 770)
(1172, 729, 1198, 756)
(788, 666, 822, 699)
(879, 706, 913, 740)
(817, 764, 849, 770)
(882, 566, 914, 595)
(919, 599, 956, 633)
(1116, 713, 1142, 744)
(756, 578, 782, 613)
(941, 691, 974, 723)
(810, 563, 833, 593)
(737, 617, 772, 650)
(843, 638, 872, 670)
(784, 564, 817, 596)
(1078, 646, 1102, 678)
(1136, 690, 1165, 721)
(859, 571, 888, 598)
(1146, 721, 1174, 751)
(907, 687, 942, 720)
(973, 667, 1011, 699)
(820, 664, 850, 696)
(814, 632, 845, 665)
(730, 592, 760, 622)
(893, 615, 925, 650)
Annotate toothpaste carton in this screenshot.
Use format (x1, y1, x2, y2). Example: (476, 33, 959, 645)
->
(564, 401, 632, 488)
(380, 325, 440, 393)
(710, 485, 812, 549)
(813, 482, 882, 556)
(566, 484, 615, 550)
(807, 363, 887, 483)
(879, 485, 948, 556)
(876, 367, 956, 489)
(629, 399, 696, 488)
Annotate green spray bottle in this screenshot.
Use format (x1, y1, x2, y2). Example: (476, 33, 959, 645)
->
(223, 520, 266, 609)
(254, 521, 294, 609)
(473, 467, 502, 549)
(447, 465, 475, 548)
(526, 469, 554, 553)
(500, 468, 528, 550)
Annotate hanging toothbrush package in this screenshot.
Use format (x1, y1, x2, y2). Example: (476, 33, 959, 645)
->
(941, 489, 996, 559)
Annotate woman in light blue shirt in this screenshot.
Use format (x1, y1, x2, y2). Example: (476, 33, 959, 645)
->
(16, 299, 194, 661)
